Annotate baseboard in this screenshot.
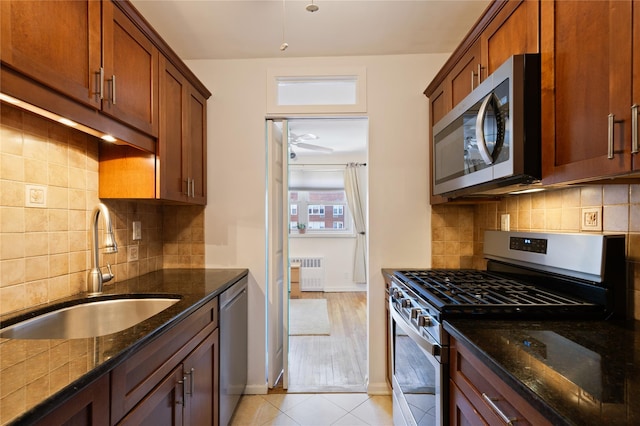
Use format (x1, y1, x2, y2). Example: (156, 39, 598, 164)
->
(244, 383, 269, 395)
(367, 381, 391, 395)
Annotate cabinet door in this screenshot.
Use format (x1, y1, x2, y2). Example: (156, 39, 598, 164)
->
(634, 0, 640, 172)
(186, 85, 208, 205)
(541, 0, 633, 184)
(102, 0, 159, 137)
(118, 367, 184, 426)
(159, 56, 208, 204)
(482, 0, 539, 74)
(450, 40, 483, 108)
(34, 375, 109, 426)
(159, 56, 189, 202)
(450, 380, 488, 426)
(184, 329, 219, 426)
(0, 0, 101, 109)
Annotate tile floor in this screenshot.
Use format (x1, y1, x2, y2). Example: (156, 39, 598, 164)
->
(229, 393, 393, 426)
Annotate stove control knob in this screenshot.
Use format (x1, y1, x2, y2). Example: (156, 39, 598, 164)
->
(418, 315, 432, 327)
(401, 298, 412, 308)
(411, 308, 421, 319)
(392, 289, 403, 299)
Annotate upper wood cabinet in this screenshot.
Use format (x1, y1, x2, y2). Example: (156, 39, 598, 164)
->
(99, 55, 208, 204)
(425, 1, 539, 122)
(1, 0, 159, 138)
(102, 1, 159, 137)
(159, 57, 207, 204)
(0, 0, 102, 109)
(540, 0, 636, 184)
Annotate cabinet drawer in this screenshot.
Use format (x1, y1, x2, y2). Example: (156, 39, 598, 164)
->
(110, 297, 218, 424)
(450, 337, 551, 426)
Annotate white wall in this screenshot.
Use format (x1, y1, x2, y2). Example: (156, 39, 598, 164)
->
(289, 236, 363, 292)
(187, 53, 447, 394)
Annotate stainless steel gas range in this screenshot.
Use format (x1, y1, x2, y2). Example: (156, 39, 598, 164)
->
(386, 230, 626, 426)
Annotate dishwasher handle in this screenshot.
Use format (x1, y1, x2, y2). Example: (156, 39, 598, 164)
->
(220, 278, 248, 309)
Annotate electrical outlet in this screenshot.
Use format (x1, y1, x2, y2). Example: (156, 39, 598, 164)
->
(500, 214, 510, 231)
(581, 207, 602, 231)
(133, 221, 142, 240)
(128, 245, 139, 262)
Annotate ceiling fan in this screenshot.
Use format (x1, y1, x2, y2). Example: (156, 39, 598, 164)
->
(288, 132, 334, 153)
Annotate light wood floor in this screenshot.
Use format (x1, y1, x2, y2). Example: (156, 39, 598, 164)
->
(277, 291, 367, 393)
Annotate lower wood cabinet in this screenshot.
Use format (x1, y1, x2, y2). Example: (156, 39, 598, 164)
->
(111, 298, 219, 425)
(119, 329, 219, 426)
(34, 374, 110, 426)
(450, 336, 551, 426)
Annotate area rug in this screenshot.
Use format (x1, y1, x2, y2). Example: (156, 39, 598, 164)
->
(289, 299, 331, 335)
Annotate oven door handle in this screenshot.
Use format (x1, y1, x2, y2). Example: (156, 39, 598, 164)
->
(391, 305, 440, 357)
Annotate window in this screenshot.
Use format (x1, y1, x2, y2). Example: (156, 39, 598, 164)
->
(290, 204, 298, 215)
(308, 205, 325, 217)
(289, 190, 352, 235)
(266, 67, 367, 114)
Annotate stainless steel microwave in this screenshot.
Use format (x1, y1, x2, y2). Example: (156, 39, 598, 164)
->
(432, 54, 541, 198)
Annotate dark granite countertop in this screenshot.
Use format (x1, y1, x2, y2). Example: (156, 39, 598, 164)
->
(444, 319, 640, 425)
(0, 268, 248, 425)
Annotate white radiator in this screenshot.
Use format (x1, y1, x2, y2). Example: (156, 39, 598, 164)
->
(290, 257, 325, 291)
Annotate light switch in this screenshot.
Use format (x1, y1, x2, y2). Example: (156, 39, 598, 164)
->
(133, 221, 142, 240)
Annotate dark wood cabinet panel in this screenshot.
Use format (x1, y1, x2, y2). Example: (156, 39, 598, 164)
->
(118, 367, 185, 426)
(450, 40, 483, 108)
(111, 298, 218, 424)
(102, 1, 159, 137)
(450, 336, 551, 426)
(0, 0, 102, 109)
(157, 56, 208, 204)
(483, 0, 539, 75)
(541, 0, 634, 184)
(450, 380, 487, 426)
(34, 375, 110, 426)
(633, 0, 640, 172)
(184, 329, 219, 426)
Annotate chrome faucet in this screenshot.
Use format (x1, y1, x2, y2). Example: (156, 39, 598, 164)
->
(88, 203, 118, 294)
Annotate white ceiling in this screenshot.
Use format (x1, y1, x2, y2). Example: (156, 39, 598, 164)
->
(130, 0, 491, 159)
(131, 0, 490, 60)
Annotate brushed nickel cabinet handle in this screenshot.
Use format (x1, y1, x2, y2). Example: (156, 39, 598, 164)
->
(477, 63, 483, 85)
(632, 104, 639, 154)
(94, 68, 104, 100)
(608, 113, 615, 159)
(177, 376, 187, 405)
(110, 75, 116, 105)
(471, 69, 475, 91)
(184, 179, 190, 196)
(187, 367, 195, 395)
(482, 393, 516, 425)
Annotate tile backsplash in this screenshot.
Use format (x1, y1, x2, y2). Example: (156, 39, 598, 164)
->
(432, 185, 640, 319)
(0, 104, 204, 316)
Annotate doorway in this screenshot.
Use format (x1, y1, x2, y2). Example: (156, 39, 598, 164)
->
(280, 117, 369, 393)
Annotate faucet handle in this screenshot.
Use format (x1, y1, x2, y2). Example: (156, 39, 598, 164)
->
(102, 263, 114, 283)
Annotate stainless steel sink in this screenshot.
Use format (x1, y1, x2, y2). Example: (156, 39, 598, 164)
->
(0, 297, 180, 339)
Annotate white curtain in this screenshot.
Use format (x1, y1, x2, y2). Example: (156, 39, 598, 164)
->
(344, 163, 366, 283)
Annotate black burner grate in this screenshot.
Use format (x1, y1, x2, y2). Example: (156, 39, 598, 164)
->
(395, 270, 593, 311)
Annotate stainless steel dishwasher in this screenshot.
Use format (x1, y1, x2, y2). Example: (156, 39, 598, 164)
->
(219, 277, 248, 426)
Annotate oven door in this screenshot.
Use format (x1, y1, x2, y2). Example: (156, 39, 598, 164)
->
(390, 303, 447, 426)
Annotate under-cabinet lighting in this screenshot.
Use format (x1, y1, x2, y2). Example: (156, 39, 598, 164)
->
(58, 118, 78, 127)
(509, 188, 546, 195)
(0, 91, 121, 144)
